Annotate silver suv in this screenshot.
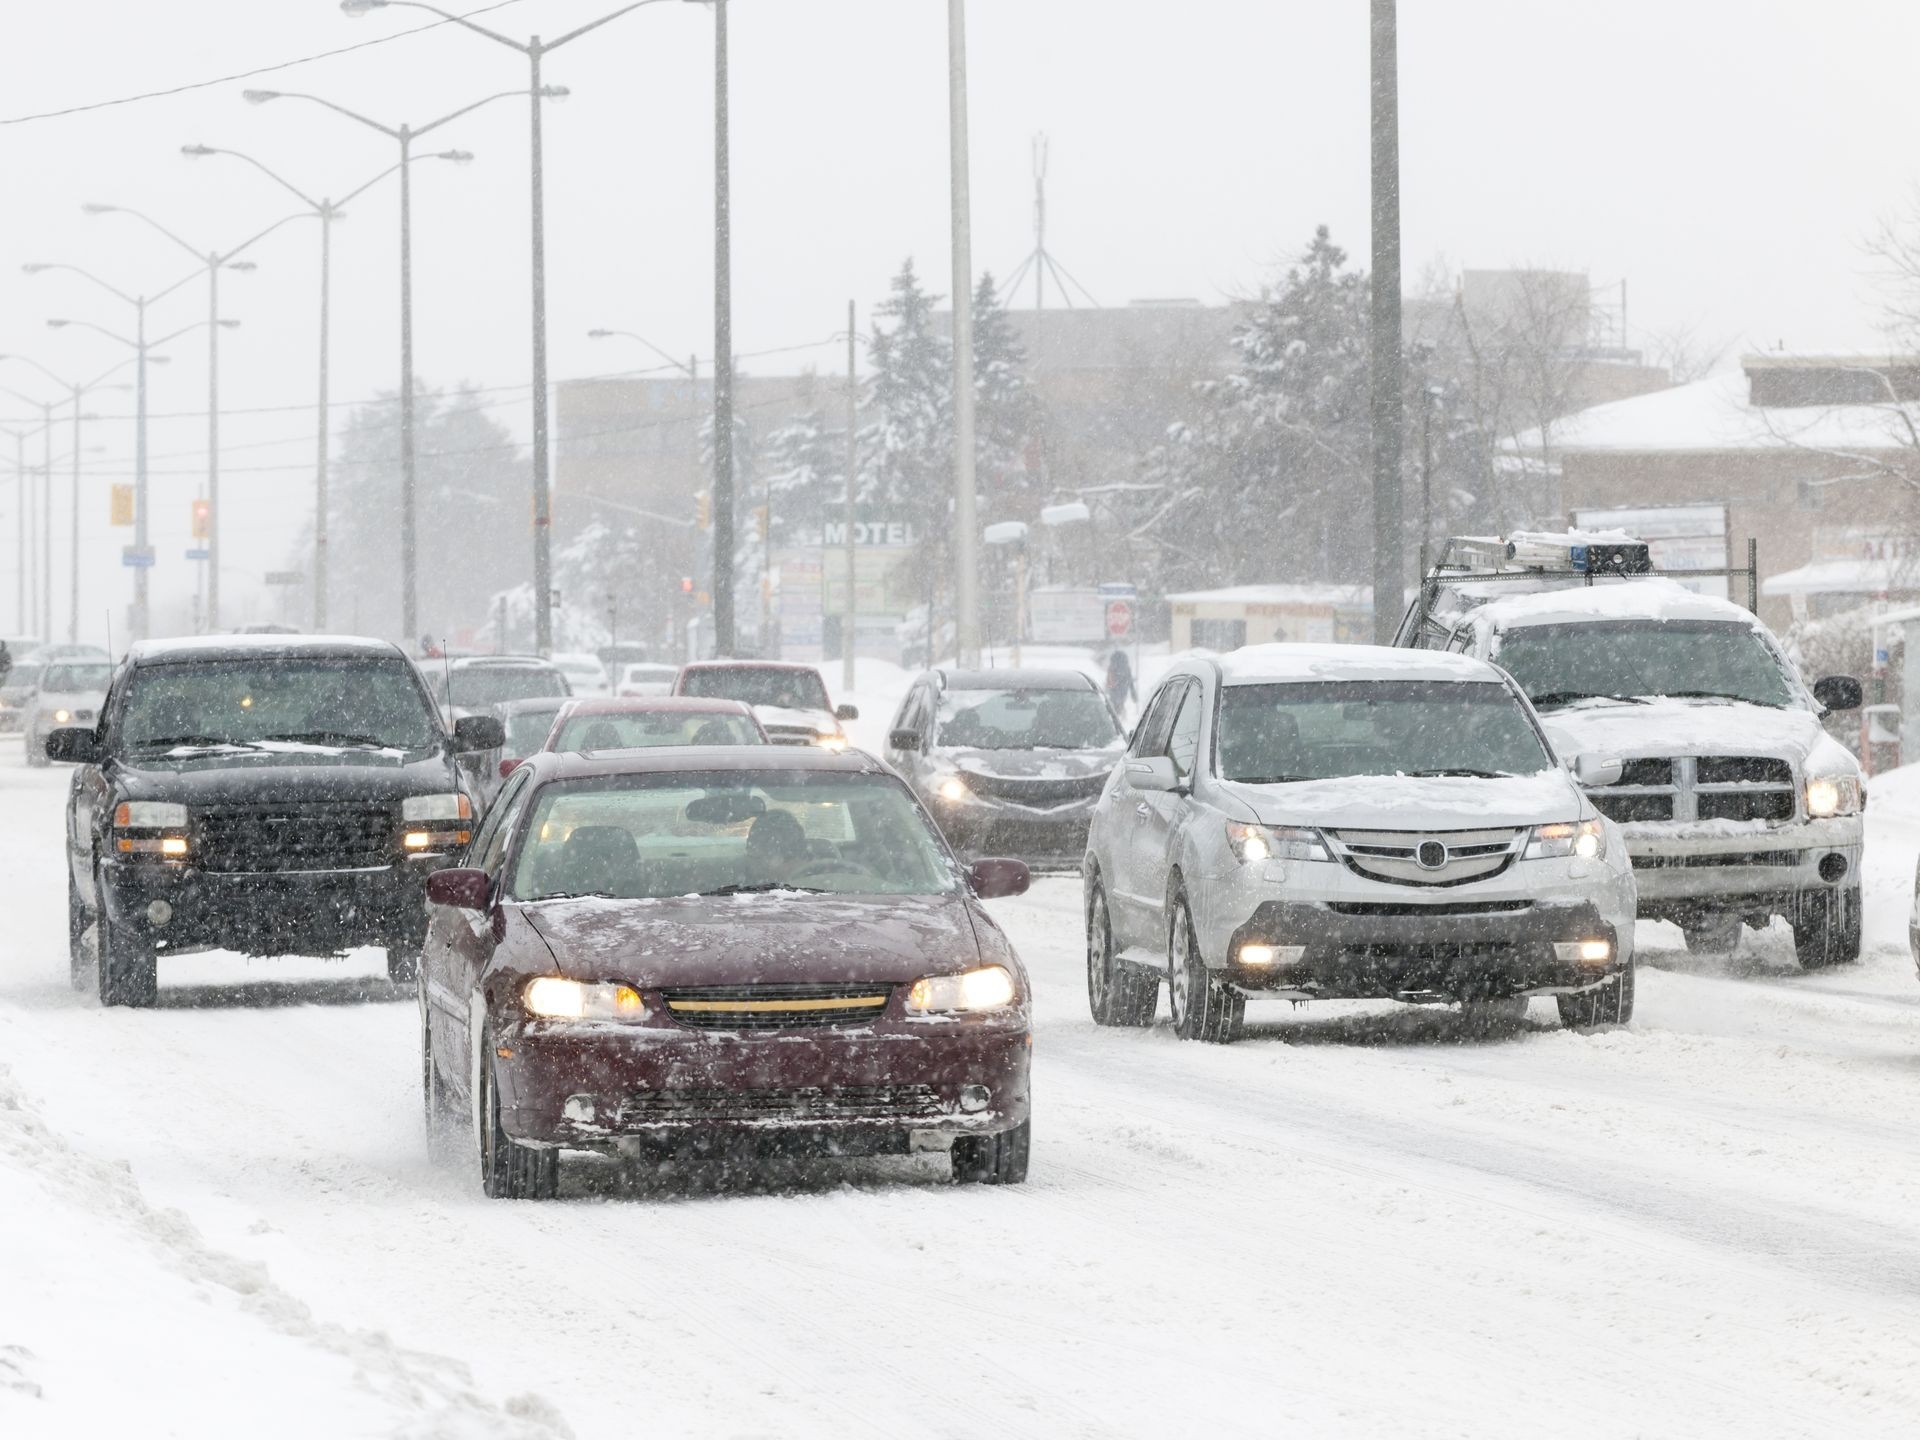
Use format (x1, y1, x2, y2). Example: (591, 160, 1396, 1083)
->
(1082, 644, 1637, 1042)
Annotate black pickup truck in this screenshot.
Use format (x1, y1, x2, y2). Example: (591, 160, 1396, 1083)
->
(48, 635, 503, 1006)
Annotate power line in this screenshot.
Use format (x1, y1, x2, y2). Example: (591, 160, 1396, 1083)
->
(0, 1, 530, 128)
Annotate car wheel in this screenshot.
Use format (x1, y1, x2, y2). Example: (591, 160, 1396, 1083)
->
(1167, 893, 1242, 1044)
(67, 870, 91, 992)
(1556, 963, 1635, 1030)
(1681, 916, 1742, 955)
(1793, 888, 1861, 970)
(951, 1118, 1031, 1185)
(419, 976, 457, 1160)
(96, 894, 158, 1009)
(1086, 882, 1156, 1027)
(476, 1025, 557, 1200)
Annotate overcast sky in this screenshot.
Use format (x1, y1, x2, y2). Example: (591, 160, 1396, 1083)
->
(4, 0, 1917, 641)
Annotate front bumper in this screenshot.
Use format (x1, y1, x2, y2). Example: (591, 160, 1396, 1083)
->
(930, 796, 1097, 867)
(497, 1016, 1031, 1153)
(1620, 817, 1862, 917)
(101, 855, 450, 958)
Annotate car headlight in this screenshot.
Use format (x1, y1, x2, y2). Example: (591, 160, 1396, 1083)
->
(116, 801, 188, 829)
(403, 793, 472, 823)
(1525, 818, 1606, 861)
(936, 774, 971, 803)
(1225, 820, 1331, 863)
(905, 964, 1018, 1014)
(53, 708, 72, 724)
(1805, 776, 1862, 818)
(522, 976, 647, 1021)
(815, 730, 848, 751)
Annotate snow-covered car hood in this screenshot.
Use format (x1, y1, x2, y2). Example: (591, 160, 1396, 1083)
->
(111, 747, 457, 807)
(941, 745, 1121, 781)
(517, 890, 980, 987)
(753, 704, 837, 737)
(1538, 699, 1858, 776)
(1217, 768, 1585, 831)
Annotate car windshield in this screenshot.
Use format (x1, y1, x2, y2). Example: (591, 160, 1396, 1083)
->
(622, 665, 678, 685)
(441, 665, 569, 708)
(680, 665, 831, 712)
(1216, 679, 1554, 782)
(510, 770, 956, 900)
(553, 711, 763, 751)
(503, 708, 564, 757)
(937, 687, 1122, 750)
(42, 663, 111, 691)
(1493, 619, 1796, 709)
(3, 664, 44, 693)
(119, 658, 440, 751)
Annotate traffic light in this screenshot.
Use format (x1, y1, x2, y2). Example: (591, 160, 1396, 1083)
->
(695, 491, 711, 530)
(680, 576, 694, 594)
(191, 498, 211, 540)
(109, 484, 134, 527)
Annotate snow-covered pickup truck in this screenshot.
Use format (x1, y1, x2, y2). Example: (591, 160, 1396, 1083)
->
(1403, 572, 1864, 967)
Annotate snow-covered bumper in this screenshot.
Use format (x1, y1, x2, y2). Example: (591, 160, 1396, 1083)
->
(1621, 817, 1862, 922)
(1191, 853, 1635, 1003)
(496, 1010, 1032, 1154)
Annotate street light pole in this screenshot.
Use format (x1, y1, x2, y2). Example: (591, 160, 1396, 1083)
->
(948, 0, 980, 668)
(1368, 0, 1404, 644)
(711, 0, 734, 656)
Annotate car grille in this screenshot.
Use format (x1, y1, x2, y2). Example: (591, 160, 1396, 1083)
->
(617, 1084, 941, 1125)
(764, 724, 822, 746)
(1324, 828, 1523, 888)
(196, 802, 394, 873)
(1587, 755, 1796, 826)
(954, 770, 1109, 805)
(1633, 851, 1803, 870)
(660, 982, 893, 1030)
(1324, 900, 1533, 917)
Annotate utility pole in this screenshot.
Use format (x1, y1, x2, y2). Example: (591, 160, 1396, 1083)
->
(206, 256, 221, 630)
(40, 401, 53, 640)
(843, 299, 858, 693)
(1368, 0, 1404, 644)
(67, 390, 81, 642)
(711, 0, 735, 655)
(948, 0, 980, 667)
(315, 203, 333, 629)
(135, 297, 150, 642)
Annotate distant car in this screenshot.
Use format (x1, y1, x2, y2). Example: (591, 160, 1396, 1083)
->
(424, 655, 573, 722)
(2, 642, 105, 735)
(484, 697, 574, 805)
(420, 745, 1034, 1198)
(883, 668, 1125, 867)
(529, 697, 768, 764)
(24, 658, 114, 768)
(674, 660, 858, 749)
(552, 651, 611, 697)
(617, 662, 680, 698)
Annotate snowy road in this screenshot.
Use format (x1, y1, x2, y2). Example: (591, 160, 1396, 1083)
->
(6, 739, 1920, 1438)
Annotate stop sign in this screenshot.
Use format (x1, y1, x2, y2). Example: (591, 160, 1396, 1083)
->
(1105, 599, 1133, 640)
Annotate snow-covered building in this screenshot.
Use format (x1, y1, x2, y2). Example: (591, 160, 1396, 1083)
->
(1518, 355, 1920, 627)
(1166, 583, 1373, 652)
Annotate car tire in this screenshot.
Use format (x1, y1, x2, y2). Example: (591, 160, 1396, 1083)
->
(951, 1118, 1031, 1185)
(476, 1026, 557, 1200)
(1681, 916, 1742, 955)
(1556, 963, 1635, 1030)
(1793, 888, 1862, 970)
(67, 870, 91, 992)
(1086, 882, 1156, 1027)
(96, 894, 159, 1009)
(419, 976, 457, 1161)
(1167, 892, 1242, 1044)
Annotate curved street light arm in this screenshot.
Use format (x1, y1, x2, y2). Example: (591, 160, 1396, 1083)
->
(259, 90, 402, 140)
(0, 383, 55, 412)
(147, 261, 211, 308)
(149, 317, 234, 352)
(590, 327, 694, 376)
(224, 210, 319, 264)
(366, 0, 527, 53)
(48, 318, 137, 350)
(82, 353, 143, 391)
(413, 87, 525, 139)
(190, 146, 325, 213)
(25, 263, 137, 308)
(550, 0, 674, 51)
(91, 204, 206, 267)
(0, 354, 76, 393)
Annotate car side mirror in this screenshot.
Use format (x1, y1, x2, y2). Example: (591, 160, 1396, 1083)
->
(1571, 753, 1623, 788)
(1124, 756, 1180, 792)
(836, 703, 860, 722)
(498, 757, 524, 780)
(45, 727, 103, 765)
(426, 867, 491, 911)
(889, 727, 924, 752)
(1813, 675, 1863, 713)
(968, 857, 1030, 900)
(453, 715, 506, 752)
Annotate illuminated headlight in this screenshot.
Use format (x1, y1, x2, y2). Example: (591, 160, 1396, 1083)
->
(53, 708, 72, 724)
(815, 731, 848, 752)
(1225, 820, 1330, 864)
(937, 774, 971, 803)
(116, 801, 188, 829)
(1525, 818, 1606, 861)
(1554, 939, 1614, 964)
(1805, 776, 1862, 818)
(522, 977, 647, 1021)
(1238, 942, 1306, 967)
(403, 793, 472, 823)
(905, 964, 1018, 1014)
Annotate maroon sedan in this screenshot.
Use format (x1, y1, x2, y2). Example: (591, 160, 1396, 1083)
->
(498, 696, 767, 782)
(420, 746, 1033, 1198)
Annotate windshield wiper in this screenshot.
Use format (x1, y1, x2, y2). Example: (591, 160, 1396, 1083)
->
(700, 882, 827, 896)
(131, 735, 258, 751)
(265, 730, 403, 749)
(1651, 690, 1784, 707)
(1404, 768, 1514, 779)
(1232, 774, 1314, 784)
(531, 890, 615, 902)
(1527, 691, 1649, 710)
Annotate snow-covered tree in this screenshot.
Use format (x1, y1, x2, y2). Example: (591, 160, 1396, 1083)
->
(972, 271, 1040, 510)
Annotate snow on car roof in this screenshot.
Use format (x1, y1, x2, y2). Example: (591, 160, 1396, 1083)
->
(1213, 643, 1502, 685)
(129, 633, 405, 663)
(1471, 578, 1763, 630)
(937, 668, 1096, 691)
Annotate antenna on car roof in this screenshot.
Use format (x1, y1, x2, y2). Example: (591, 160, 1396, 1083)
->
(104, 609, 113, 666)
(441, 641, 454, 730)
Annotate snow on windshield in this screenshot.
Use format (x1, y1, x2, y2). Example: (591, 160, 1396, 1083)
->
(937, 687, 1120, 750)
(119, 660, 439, 751)
(1494, 619, 1795, 709)
(681, 666, 830, 712)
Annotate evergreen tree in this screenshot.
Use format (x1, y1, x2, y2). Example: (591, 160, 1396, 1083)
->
(863, 258, 952, 520)
(972, 271, 1039, 511)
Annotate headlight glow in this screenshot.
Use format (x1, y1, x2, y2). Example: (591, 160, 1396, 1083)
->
(1805, 776, 1861, 818)
(402, 793, 472, 822)
(815, 732, 849, 752)
(53, 708, 72, 724)
(937, 775, 970, 803)
(1225, 820, 1329, 863)
(906, 964, 1018, 1014)
(115, 801, 188, 828)
(1525, 818, 1606, 861)
(522, 977, 647, 1021)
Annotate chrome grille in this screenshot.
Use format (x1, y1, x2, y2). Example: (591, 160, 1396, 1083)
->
(952, 770, 1108, 805)
(618, 1084, 940, 1125)
(1324, 827, 1523, 887)
(1586, 755, 1795, 826)
(196, 802, 394, 873)
(661, 982, 893, 1031)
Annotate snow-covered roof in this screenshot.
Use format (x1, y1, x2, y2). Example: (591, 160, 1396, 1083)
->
(1510, 369, 1920, 455)
(129, 634, 404, 661)
(1166, 583, 1373, 608)
(1761, 556, 1920, 597)
(1470, 577, 1759, 629)
(1213, 643, 1499, 685)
